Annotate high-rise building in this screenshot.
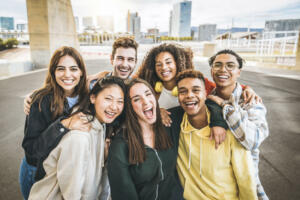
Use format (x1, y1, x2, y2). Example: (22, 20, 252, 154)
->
(0, 17, 14, 30)
(82, 16, 94, 29)
(169, 0, 192, 38)
(169, 11, 173, 36)
(97, 15, 114, 32)
(74, 16, 79, 31)
(16, 23, 28, 32)
(265, 19, 300, 32)
(198, 24, 217, 41)
(127, 11, 141, 35)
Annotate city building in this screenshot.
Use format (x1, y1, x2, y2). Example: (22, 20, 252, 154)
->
(16, 23, 28, 32)
(265, 19, 300, 32)
(169, 11, 173, 36)
(74, 16, 79, 31)
(96, 15, 114, 32)
(198, 24, 217, 41)
(82, 16, 94, 30)
(127, 11, 141, 35)
(169, 0, 192, 38)
(0, 17, 14, 31)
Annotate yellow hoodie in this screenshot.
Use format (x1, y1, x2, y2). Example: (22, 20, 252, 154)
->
(176, 110, 257, 200)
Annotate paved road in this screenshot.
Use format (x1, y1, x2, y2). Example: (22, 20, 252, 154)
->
(0, 58, 299, 199)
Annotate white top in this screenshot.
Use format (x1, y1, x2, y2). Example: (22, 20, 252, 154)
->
(158, 87, 179, 109)
(29, 117, 110, 200)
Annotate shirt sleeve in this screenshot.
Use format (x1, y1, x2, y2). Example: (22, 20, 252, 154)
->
(223, 96, 269, 150)
(107, 137, 139, 200)
(230, 133, 258, 200)
(204, 78, 216, 95)
(56, 132, 90, 200)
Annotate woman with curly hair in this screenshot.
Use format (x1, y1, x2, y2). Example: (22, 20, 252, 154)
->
(137, 43, 216, 126)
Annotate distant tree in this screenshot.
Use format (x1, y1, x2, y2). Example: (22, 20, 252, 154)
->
(5, 38, 18, 49)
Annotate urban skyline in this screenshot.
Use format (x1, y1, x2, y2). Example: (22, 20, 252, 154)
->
(1, 0, 300, 32)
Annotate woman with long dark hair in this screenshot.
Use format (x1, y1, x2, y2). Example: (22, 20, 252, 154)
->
(19, 46, 89, 199)
(107, 78, 178, 200)
(29, 76, 126, 199)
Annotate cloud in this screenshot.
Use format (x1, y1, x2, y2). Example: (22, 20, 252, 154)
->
(1, 0, 300, 31)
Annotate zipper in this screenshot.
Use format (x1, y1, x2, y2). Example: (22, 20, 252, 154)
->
(145, 147, 164, 200)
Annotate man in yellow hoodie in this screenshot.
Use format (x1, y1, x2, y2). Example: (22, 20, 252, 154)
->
(174, 69, 257, 200)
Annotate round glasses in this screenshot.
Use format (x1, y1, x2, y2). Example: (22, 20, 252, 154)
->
(211, 62, 238, 71)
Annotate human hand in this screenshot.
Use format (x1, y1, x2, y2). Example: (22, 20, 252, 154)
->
(24, 93, 33, 115)
(61, 112, 91, 132)
(210, 126, 226, 149)
(160, 108, 172, 127)
(87, 71, 110, 88)
(242, 87, 262, 104)
(207, 95, 225, 107)
(104, 138, 111, 161)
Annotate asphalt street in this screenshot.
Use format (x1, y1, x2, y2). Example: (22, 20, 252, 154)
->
(0, 58, 299, 200)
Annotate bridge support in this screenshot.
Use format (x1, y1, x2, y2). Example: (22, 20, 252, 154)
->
(26, 0, 78, 68)
(296, 30, 300, 69)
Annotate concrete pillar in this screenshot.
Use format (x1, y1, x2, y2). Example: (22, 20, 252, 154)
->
(26, 0, 79, 68)
(296, 30, 300, 69)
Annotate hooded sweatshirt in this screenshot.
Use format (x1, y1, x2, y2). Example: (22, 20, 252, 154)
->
(176, 109, 257, 200)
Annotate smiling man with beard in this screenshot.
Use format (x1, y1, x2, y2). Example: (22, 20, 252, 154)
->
(170, 69, 258, 200)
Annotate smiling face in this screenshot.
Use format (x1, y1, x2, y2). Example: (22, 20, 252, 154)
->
(155, 51, 177, 83)
(211, 53, 241, 89)
(111, 47, 137, 80)
(90, 85, 124, 124)
(130, 83, 157, 125)
(178, 77, 207, 117)
(55, 55, 82, 96)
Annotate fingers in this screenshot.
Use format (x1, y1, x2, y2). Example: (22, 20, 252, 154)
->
(160, 108, 172, 127)
(214, 134, 220, 149)
(24, 95, 32, 115)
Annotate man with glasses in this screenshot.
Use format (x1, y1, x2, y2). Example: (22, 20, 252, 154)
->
(207, 49, 269, 200)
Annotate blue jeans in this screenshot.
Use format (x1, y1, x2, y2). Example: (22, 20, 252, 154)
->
(19, 157, 37, 200)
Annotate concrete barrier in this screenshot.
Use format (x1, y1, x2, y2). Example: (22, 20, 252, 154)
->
(0, 60, 34, 77)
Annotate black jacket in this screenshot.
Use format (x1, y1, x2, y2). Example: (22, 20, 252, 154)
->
(22, 93, 71, 181)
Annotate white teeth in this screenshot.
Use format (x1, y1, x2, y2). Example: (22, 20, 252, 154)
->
(63, 80, 73, 83)
(185, 102, 196, 105)
(105, 111, 115, 116)
(144, 107, 152, 112)
(119, 68, 129, 72)
(218, 75, 228, 79)
(162, 71, 170, 76)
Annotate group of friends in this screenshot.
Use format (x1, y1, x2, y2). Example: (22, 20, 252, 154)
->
(19, 37, 269, 200)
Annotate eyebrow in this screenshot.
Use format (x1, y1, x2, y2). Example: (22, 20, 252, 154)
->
(57, 65, 78, 68)
(130, 89, 151, 99)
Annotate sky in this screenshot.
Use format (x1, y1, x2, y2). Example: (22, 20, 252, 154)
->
(1, 0, 300, 32)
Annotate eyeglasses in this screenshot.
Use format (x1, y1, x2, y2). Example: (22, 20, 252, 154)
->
(211, 62, 238, 71)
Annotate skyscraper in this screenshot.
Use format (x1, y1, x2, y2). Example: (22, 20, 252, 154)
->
(0, 17, 14, 30)
(127, 11, 141, 35)
(169, 0, 192, 38)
